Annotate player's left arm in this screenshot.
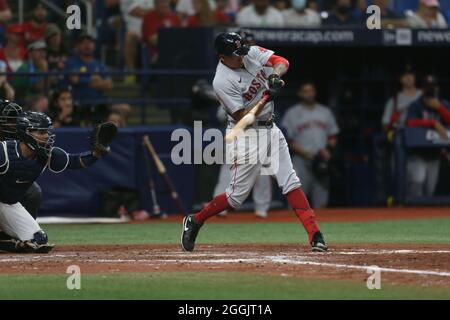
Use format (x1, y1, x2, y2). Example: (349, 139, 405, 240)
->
(47, 147, 102, 173)
(265, 54, 289, 99)
(266, 54, 289, 77)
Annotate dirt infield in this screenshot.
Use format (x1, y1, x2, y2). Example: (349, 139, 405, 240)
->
(143, 207, 450, 224)
(1, 244, 449, 287)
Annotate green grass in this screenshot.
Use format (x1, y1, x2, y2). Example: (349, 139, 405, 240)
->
(42, 218, 450, 245)
(0, 272, 449, 300)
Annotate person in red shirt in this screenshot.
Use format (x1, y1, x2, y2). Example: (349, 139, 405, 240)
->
(22, 2, 48, 44)
(0, 0, 12, 26)
(0, 24, 27, 73)
(186, 0, 231, 27)
(142, 0, 181, 64)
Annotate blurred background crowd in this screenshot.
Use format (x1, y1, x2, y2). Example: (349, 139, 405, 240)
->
(0, 0, 449, 210)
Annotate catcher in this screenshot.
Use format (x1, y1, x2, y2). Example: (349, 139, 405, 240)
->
(0, 111, 117, 253)
(0, 100, 44, 222)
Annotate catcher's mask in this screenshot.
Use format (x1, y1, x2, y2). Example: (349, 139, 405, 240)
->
(0, 100, 23, 139)
(16, 111, 55, 157)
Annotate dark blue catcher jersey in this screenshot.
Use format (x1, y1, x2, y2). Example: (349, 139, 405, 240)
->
(0, 140, 97, 204)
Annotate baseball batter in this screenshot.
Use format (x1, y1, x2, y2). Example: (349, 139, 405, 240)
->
(0, 111, 115, 253)
(181, 32, 327, 252)
(214, 105, 272, 218)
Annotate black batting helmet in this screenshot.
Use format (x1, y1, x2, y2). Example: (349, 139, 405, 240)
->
(0, 100, 23, 139)
(214, 32, 250, 57)
(236, 29, 255, 45)
(16, 111, 55, 157)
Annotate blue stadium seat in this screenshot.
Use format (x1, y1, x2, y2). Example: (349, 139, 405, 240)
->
(392, 0, 418, 14)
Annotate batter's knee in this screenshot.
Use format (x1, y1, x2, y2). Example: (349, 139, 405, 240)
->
(280, 170, 301, 195)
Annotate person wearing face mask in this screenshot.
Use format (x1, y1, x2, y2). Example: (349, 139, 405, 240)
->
(283, 0, 321, 27)
(323, 0, 361, 27)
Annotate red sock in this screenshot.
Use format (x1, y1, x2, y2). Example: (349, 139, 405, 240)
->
(286, 188, 320, 243)
(194, 193, 232, 223)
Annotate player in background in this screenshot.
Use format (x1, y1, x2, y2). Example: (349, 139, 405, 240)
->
(0, 111, 115, 253)
(181, 32, 328, 252)
(213, 29, 272, 219)
(282, 81, 339, 209)
(405, 75, 450, 197)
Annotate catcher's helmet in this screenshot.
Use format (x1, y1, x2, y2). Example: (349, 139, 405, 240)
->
(0, 100, 23, 139)
(214, 32, 250, 57)
(16, 111, 55, 157)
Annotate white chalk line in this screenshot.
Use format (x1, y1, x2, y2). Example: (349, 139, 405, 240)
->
(1, 249, 449, 278)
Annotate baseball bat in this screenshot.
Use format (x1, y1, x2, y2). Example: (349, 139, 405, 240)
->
(142, 141, 161, 216)
(224, 95, 269, 143)
(143, 135, 188, 216)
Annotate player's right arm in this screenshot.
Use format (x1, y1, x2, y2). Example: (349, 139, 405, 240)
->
(213, 79, 268, 123)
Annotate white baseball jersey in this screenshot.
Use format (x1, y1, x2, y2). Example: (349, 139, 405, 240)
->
(282, 103, 339, 155)
(212, 46, 301, 209)
(213, 46, 275, 123)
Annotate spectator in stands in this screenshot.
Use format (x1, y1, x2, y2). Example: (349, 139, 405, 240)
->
(50, 87, 80, 128)
(107, 111, 126, 128)
(22, 2, 48, 44)
(0, 0, 12, 45)
(322, 0, 361, 27)
(283, 0, 322, 27)
(186, 0, 231, 26)
(382, 66, 422, 132)
(142, 0, 181, 64)
(274, 0, 290, 12)
(216, 0, 240, 22)
(64, 34, 113, 111)
(45, 24, 67, 89)
(236, 0, 285, 27)
(406, 0, 448, 28)
(11, 40, 48, 99)
(28, 95, 49, 113)
(0, 0, 11, 24)
(281, 81, 339, 208)
(406, 75, 450, 197)
(120, 0, 154, 84)
(0, 24, 26, 73)
(176, 0, 218, 23)
(0, 59, 14, 100)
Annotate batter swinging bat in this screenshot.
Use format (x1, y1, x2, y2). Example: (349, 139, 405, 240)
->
(224, 94, 269, 143)
(142, 141, 161, 216)
(143, 135, 188, 216)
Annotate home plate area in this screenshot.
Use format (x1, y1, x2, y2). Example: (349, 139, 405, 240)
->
(1, 244, 449, 287)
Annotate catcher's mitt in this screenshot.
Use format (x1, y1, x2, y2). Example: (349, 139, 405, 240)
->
(90, 122, 118, 156)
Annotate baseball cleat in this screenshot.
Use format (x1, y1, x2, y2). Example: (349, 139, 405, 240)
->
(181, 214, 203, 252)
(311, 231, 328, 252)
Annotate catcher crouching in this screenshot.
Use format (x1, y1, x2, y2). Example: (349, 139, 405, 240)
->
(0, 111, 117, 253)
